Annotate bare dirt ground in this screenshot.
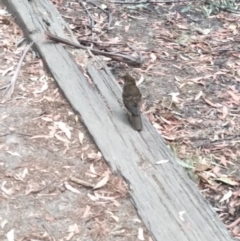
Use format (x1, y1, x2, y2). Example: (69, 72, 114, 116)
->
(1, 0, 240, 240)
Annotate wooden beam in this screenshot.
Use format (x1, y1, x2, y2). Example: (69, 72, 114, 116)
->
(3, 1, 233, 241)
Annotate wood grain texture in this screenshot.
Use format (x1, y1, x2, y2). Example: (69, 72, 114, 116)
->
(3, 1, 234, 240)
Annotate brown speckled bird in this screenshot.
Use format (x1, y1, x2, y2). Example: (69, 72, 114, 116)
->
(122, 73, 143, 131)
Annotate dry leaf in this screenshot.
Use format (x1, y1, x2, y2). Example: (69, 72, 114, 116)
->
(55, 122, 72, 139)
(220, 190, 232, 203)
(68, 223, 80, 234)
(189, 77, 203, 83)
(198, 172, 215, 185)
(1, 181, 13, 195)
(6, 151, 21, 157)
(179, 54, 189, 61)
(0, 9, 8, 15)
(194, 163, 211, 172)
(203, 98, 221, 108)
(227, 90, 240, 102)
(125, 25, 130, 32)
(89, 164, 98, 178)
(111, 214, 119, 222)
(78, 131, 84, 145)
(65, 232, 74, 241)
(30, 135, 53, 139)
(194, 91, 203, 101)
(82, 144, 89, 151)
(75, 115, 79, 122)
(1, 220, 8, 229)
(87, 193, 99, 201)
(33, 79, 48, 94)
(41, 117, 53, 122)
(105, 211, 120, 222)
(220, 155, 227, 167)
(176, 24, 188, 30)
(6, 229, 14, 241)
(220, 106, 228, 120)
(94, 192, 118, 200)
(2, 66, 14, 76)
(64, 182, 80, 194)
(93, 174, 109, 190)
(112, 229, 126, 235)
(21, 168, 28, 178)
(138, 228, 144, 240)
(82, 205, 91, 218)
(55, 133, 70, 143)
(194, 27, 211, 35)
(136, 74, 144, 86)
(169, 92, 182, 103)
(90, 164, 97, 174)
(150, 53, 157, 63)
(88, 152, 102, 161)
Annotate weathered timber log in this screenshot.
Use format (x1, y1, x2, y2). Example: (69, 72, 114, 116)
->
(3, 1, 234, 241)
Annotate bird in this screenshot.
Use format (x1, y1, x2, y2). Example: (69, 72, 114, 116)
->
(122, 73, 143, 131)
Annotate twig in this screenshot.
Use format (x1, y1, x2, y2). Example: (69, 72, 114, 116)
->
(79, 39, 125, 46)
(78, 0, 95, 39)
(69, 175, 95, 188)
(27, 178, 56, 195)
(1, 42, 34, 99)
(45, 31, 143, 66)
(15, 38, 26, 47)
(0, 132, 32, 137)
(87, 48, 103, 69)
(87, 1, 113, 30)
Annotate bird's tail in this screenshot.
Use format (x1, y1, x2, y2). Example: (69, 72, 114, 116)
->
(131, 114, 143, 131)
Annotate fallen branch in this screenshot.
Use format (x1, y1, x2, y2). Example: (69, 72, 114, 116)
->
(45, 31, 143, 66)
(1, 42, 34, 99)
(79, 39, 125, 47)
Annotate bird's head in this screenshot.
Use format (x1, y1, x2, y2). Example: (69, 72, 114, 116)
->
(122, 73, 136, 86)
